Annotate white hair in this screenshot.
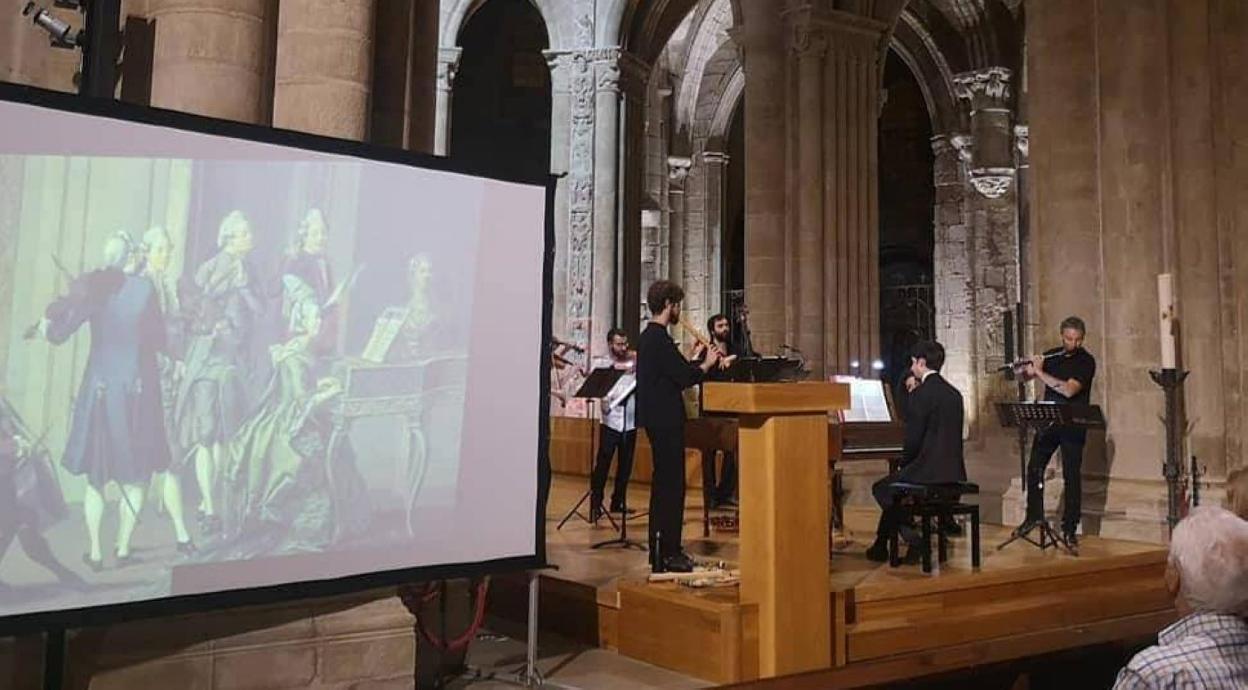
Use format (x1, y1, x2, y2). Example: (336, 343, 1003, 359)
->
(101, 231, 134, 269)
(1169, 505, 1248, 615)
(217, 210, 250, 248)
(142, 226, 171, 251)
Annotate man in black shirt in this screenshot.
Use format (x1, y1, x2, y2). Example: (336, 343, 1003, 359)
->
(1022, 316, 1097, 545)
(637, 280, 720, 573)
(866, 341, 966, 563)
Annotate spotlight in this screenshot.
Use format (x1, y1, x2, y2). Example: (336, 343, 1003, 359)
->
(22, 2, 82, 49)
(871, 360, 885, 371)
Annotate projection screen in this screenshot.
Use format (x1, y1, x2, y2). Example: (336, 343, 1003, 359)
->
(0, 85, 551, 628)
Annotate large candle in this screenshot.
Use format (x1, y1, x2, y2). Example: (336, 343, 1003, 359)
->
(1158, 273, 1176, 369)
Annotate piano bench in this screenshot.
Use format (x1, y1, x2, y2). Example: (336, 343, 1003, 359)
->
(887, 482, 981, 574)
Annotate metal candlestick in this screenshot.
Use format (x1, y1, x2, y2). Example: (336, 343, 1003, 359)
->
(1148, 368, 1189, 534)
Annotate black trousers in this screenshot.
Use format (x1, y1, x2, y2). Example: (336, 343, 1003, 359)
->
(590, 426, 637, 508)
(1025, 426, 1086, 531)
(872, 474, 906, 541)
(644, 425, 686, 563)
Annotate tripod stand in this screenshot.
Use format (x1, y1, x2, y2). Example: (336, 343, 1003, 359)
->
(556, 367, 625, 531)
(995, 402, 1103, 555)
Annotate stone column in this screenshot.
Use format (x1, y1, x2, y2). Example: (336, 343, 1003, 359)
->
(149, 0, 272, 123)
(434, 47, 462, 156)
(618, 54, 649, 336)
(272, 0, 376, 140)
(931, 134, 977, 421)
(545, 51, 573, 342)
(667, 156, 692, 291)
(591, 56, 621, 356)
(954, 68, 1016, 199)
(792, 23, 827, 375)
(733, 11, 787, 354)
(818, 12, 885, 375)
(702, 151, 730, 320)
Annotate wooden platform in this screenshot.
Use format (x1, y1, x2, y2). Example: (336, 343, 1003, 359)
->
(495, 475, 1173, 687)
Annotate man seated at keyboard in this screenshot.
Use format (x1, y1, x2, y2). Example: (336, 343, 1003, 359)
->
(866, 340, 967, 563)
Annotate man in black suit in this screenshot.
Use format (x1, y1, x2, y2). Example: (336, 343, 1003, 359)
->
(866, 340, 967, 563)
(636, 280, 720, 573)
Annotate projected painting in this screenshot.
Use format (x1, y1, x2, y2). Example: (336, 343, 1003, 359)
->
(0, 126, 541, 619)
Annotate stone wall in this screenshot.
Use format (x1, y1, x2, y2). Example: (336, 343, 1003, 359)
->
(1016, 0, 1248, 540)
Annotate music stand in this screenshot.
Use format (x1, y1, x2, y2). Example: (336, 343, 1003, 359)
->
(556, 367, 623, 531)
(995, 402, 1092, 555)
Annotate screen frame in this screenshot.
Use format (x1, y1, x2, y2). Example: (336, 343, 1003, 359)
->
(0, 80, 555, 635)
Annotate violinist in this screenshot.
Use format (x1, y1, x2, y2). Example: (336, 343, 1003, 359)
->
(589, 328, 638, 520)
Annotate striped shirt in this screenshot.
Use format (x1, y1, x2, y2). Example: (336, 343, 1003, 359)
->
(1113, 612, 1248, 689)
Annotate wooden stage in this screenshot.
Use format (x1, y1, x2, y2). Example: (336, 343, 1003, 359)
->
(492, 472, 1173, 688)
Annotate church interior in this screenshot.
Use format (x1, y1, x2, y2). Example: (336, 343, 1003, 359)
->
(1, 0, 1247, 688)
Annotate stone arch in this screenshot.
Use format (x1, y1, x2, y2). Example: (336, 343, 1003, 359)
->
(441, 0, 565, 49)
(673, 0, 735, 135)
(892, 7, 966, 136)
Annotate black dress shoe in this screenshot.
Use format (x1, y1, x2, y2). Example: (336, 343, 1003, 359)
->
(1063, 529, 1079, 547)
(941, 519, 963, 537)
(82, 553, 104, 573)
(609, 503, 636, 515)
(658, 551, 698, 573)
(865, 540, 889, 563)
(589, 502, 606, 523)
(900, 547, 923, 566)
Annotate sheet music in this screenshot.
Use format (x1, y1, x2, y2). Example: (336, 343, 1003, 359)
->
(603, 372, 636, 411)
(832, 376, 893, 423)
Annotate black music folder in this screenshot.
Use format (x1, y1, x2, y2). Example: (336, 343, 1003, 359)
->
(574, 366, 626, 400)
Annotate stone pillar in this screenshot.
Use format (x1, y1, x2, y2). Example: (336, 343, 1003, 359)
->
(434, 47, 462, 156)
(667, 156, 691, 291)
(792, 24, 827, 375)
(954, 68, 1016, 199)
(702, 151, 730, 320)
(272, 0, 376, 140)
(618, 54, 649, 336)
(545, 51, 573, 342)
(817, 12, 885, 375)
(591, 56, 621, 356)
(149, 0, 272, 123)
(734, 11, 787, 354)
(951, 67, 1020, 435)
(931, 135, 977, 423)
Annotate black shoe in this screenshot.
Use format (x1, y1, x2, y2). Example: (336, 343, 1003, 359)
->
(715, 496, 739, 509)
(115, 551, 138, 569)
(176, 540, 197, 556)
(900, 547, 924, 566)
(608, 502, 636, 515)
(660, 552, 696, 573)
(865, 540, 889, 563)
(81, 553, 103, 573)
(941, 519, 962, 537)
(1063, 529, 1079, 548)
(589, 502, 606, 523)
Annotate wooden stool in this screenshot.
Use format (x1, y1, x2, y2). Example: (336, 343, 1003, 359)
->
(887, 482, 981, 573)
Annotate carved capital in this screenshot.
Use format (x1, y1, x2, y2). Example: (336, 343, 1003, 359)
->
(789, 22, 828, 59)
(949, 133, 974, 166)
(667, 156, 693, 187)
(436, 47, 463, 91)
(954, 67, 1012, 106)
(969, 171, 1016, 199)
(1014, 124, 1030, 162)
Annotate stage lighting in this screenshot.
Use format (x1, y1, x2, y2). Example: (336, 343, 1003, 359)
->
(22, 2, 82, 48)
(871, 360, 885, 371)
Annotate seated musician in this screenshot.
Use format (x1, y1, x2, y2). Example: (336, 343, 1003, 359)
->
(694, 313, 742, 508)
(866, 340, 967, 563)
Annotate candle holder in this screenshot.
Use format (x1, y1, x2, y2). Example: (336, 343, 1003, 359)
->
(1148, 368, 1189, 534)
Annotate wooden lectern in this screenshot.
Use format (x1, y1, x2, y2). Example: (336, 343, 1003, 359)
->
(702, 381, 850, 677)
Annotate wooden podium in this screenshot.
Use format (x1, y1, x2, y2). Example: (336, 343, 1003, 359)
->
(702, 381, 851, 677)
